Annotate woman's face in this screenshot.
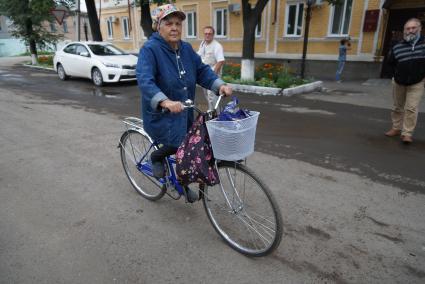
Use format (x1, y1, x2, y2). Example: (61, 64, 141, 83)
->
(159, 15, 182, 46)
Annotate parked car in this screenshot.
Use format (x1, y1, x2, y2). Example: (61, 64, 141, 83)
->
(53, 41, 138, 86)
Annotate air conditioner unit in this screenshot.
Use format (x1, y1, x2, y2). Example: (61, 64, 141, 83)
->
(109, 16, 118, 23)
(314, 0, 324, 6)
(228, 3, 241, 14)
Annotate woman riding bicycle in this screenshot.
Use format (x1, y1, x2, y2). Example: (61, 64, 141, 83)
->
(136, 4, 232, 201)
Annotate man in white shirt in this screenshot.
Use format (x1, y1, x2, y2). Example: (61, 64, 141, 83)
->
(197, 26, 225, 110)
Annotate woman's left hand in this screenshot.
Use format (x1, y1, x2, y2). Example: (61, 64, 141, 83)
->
(219, 84, 232, 97)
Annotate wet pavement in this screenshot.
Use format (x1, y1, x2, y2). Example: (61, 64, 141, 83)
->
(2, 64, 424, 193)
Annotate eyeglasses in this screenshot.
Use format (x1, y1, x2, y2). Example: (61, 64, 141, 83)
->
(204, 32, 213, 35)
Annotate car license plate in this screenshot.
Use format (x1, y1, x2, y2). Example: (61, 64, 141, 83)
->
(125, 70, 136, 76)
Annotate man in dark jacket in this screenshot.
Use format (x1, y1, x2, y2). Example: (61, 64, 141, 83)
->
(385, 18, 425, 144)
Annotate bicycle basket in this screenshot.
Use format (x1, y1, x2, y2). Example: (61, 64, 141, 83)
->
(205, 111, 260, 161)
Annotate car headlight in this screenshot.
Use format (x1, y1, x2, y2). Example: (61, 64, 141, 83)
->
(102, 62, 120, 68)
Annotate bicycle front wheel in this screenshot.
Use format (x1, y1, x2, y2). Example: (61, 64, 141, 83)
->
(120, 130, 166, 201)
(202, 161, 283, 257)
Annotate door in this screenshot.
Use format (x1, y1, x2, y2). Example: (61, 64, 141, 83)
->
(73, 44, 92, 79)
(381, 8, 425, 78)
(60, 44, 78, 76)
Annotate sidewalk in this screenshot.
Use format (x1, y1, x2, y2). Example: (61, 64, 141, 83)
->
(303, 79, 425, 113)
(0, 56, 30, 67)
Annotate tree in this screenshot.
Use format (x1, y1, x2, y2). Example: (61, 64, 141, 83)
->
(85, 0, 102, 41)
(301, 0, 343, 78)
(0, 0, 71, 64)
(240, 0, 269, 80)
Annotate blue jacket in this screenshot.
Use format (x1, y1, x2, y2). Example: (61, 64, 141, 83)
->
(136, 33, 224, 147)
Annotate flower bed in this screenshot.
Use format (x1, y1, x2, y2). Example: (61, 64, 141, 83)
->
(222, 62, 310, 89)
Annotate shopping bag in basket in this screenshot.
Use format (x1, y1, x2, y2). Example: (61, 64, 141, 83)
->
(176, 114, 219, 186)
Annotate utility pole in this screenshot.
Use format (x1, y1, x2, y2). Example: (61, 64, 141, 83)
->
(76, 0, 81, 41)
(301, 0, 313, 79)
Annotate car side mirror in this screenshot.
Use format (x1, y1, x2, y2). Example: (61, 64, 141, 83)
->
(80, 51, 90, 57)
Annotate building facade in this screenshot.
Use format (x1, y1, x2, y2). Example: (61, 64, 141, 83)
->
(96, 0, 425, 79)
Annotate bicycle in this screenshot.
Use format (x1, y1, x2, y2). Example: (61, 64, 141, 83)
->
(118, 97, 283, 257)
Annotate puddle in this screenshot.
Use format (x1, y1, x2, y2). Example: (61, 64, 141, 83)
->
(91, 88, 121, 99)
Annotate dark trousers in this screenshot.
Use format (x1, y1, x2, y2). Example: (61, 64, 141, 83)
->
(150, 145, 178, 163)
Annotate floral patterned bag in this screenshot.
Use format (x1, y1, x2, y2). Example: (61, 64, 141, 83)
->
(176, 114, 219, 186)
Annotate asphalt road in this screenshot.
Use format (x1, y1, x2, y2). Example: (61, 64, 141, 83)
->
(1, 63, 424, 283)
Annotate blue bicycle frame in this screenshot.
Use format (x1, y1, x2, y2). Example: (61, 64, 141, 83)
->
(136, 142, 186, 197)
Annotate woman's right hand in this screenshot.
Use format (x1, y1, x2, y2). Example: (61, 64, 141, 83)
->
(159, 99, 184, 113)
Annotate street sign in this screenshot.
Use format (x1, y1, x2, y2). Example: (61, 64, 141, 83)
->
(50, 6, 69, 25)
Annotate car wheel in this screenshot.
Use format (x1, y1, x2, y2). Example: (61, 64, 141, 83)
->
(57, 64, 69, 80)
(92, 67, 104, 87)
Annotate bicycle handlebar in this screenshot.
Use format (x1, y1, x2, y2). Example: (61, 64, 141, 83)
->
(161, 95, 224, 114)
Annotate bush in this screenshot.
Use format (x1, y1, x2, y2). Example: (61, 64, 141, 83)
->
(222, 62, 309, 89)
(37, 55, 54, 67)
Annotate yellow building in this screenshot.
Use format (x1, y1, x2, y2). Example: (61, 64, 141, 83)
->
(96, 0, 425, 79)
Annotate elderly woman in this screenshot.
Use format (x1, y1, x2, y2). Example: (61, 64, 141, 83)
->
(136, 4, 232, 201)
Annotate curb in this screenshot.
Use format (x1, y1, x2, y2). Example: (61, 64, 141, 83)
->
(22, 64, 55, 72)
(229, 80, 323, 96)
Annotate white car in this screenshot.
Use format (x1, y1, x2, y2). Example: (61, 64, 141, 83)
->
(53, 41, 138, 86)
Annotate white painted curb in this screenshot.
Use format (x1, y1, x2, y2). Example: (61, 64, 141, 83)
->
(229, 80, 323, 96)
(23, 64, 54, 72)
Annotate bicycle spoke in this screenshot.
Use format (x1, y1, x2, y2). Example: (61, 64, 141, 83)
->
(241, 211, 276, 239)
(236, 213, 271, 247)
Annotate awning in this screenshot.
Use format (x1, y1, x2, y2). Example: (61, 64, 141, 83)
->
(382, 0, 395, 9)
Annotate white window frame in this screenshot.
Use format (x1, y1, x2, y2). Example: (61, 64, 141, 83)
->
(214, 8, 228, 38)
(122, 16, 130, 39)
(284, 2, 304, 37)
(107, 18, 113, 39)
(255, 13, 263, 38)
(328, 0, 353, 36)
(185, 10, 197, 38)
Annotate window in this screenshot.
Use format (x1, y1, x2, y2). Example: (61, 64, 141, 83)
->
(285, 2, 304, 36)
(186, 11, 197, 38)
(76, 45, 90, 56)
(329, 0, 353, 35)
(63, 21, 68, 33)
(63, 44, 77, 54)
(88, 44, 127, 56)
(255, 13, 262, 38)
(214, 8, 227, 37)
(122, 17, 130, 39)
(107, 18, 113, 39)
(50, 22, 57, 32)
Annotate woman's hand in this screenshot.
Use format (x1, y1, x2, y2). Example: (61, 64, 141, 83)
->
(219, 84, 233, 97)
(160, 99, 184, 113)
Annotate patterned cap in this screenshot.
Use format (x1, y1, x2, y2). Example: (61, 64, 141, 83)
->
(152, 4, 186, 31)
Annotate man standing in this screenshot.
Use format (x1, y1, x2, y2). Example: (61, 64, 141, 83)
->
(198, 26, 225, 110)
(335, 38, 351, 82)
(385, 18, 425, 144)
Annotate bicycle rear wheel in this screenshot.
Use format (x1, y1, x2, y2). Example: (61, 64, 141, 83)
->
(120, 130, 166, 201)
(202, 161, 283, 257)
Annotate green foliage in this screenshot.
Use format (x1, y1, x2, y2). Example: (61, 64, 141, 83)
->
(113, 0, 171, 7)
(223, 62, 309, 89)
(0, 0, 63, 49)
(38, 55, 54, 67)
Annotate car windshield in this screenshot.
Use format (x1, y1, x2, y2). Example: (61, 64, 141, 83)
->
(88, 44, 127, 56)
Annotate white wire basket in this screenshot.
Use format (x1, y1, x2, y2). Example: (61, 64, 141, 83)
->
(206, 111, 260, 161)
